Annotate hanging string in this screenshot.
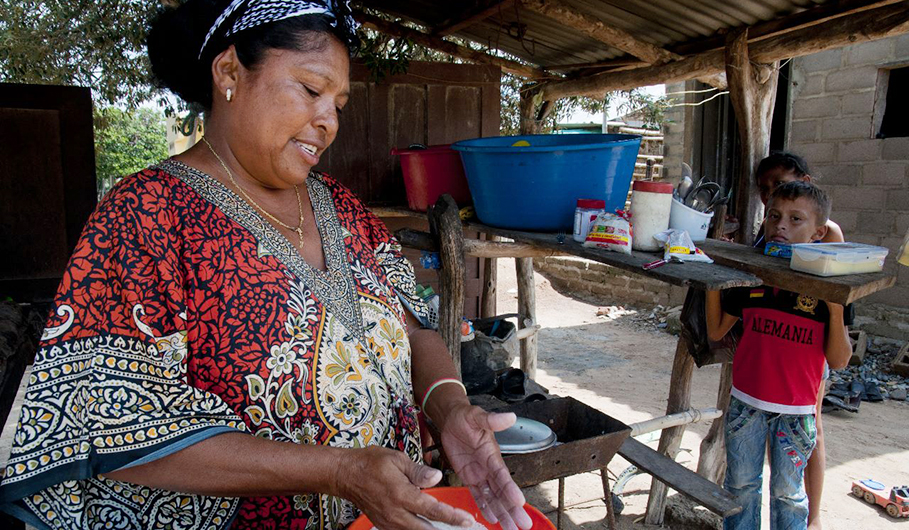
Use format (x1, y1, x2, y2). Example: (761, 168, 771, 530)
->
(509, 1, 536, 57)
(669, 91, 731, 107)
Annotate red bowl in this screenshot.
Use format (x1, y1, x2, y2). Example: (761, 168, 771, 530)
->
(349, 487, 555, 530)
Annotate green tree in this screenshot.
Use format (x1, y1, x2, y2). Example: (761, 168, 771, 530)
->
(0, 1, 164, 109)
(94, 107, 169, 193)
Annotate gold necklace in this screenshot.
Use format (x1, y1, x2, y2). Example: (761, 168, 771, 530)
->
(202, 137, 306, 250)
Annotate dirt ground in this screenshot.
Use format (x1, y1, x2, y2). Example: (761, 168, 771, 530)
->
(495, 261, 909, 530)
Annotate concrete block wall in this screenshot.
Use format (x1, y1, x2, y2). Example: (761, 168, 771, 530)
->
(534, 256, 688, 308)
(788, 33, 909, 308)
(661, 82, 688, 184)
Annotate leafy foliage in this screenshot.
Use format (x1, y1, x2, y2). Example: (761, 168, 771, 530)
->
(616, 90, 670, 130)
(0, 1, 164, 109)
(356, 32, 412, 83)
(94, 107, 169, 191)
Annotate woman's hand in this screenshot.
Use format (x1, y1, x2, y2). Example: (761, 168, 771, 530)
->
(440, 405, 533, 530)
(336, 446, 476, 530)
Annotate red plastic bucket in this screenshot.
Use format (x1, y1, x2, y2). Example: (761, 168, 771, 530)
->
(391, 144, 472, 212)
(349, 487, 556, 530)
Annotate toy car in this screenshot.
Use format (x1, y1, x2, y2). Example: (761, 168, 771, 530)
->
(852, 479, 909, 518)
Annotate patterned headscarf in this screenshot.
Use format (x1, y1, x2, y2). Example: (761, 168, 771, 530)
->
(198, 0, 359, 58)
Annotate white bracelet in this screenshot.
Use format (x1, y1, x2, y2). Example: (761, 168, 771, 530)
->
(421, 378, 467, 411)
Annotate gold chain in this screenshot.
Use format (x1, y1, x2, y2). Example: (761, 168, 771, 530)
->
(202, 137, 306, 250)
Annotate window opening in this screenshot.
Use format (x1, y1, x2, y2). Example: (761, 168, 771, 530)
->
(876, 66, 909, 138)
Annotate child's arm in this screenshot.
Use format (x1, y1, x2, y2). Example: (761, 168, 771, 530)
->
(706, 290, 739, 342)
(824, 302, 851, 369)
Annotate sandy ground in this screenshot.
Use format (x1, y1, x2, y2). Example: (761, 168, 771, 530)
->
(1, 262, 907, 529)
(495, 261, 909, 530)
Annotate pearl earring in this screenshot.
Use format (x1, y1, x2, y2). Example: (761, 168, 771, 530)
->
(226, 88, 233, 102)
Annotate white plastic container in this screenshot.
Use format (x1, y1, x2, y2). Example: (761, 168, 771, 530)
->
(573, 199, 606, 242)
(669, 197, 715, 242)
(630, 181, 673, 251)
(789, 242, 889, 277)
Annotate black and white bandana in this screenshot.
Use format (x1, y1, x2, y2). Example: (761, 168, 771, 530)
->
(198, 0, 358, 58)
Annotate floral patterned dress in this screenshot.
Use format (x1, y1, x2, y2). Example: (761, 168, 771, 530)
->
(0, 160, 429, 530)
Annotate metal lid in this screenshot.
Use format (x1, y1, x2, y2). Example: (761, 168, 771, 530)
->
(495, 417, 557, 454)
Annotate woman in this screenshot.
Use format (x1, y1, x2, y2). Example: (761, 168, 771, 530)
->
(0, 2, 531, 529)
(755, 151, 844, 530)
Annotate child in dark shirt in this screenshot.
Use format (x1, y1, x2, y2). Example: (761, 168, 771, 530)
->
(706, 181, 852, 530)
(755, 152, 845, 530)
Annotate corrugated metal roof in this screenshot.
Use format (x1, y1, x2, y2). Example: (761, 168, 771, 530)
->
(360, 0, 833, 73)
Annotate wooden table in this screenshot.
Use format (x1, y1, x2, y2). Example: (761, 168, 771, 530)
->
(461, 222, 896, 524)
(469, 222, 895, 304)
(697, 239, 896, 305)
(378, 200, 897, 525)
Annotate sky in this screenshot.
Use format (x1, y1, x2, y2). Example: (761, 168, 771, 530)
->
(561, 83, 666, 124)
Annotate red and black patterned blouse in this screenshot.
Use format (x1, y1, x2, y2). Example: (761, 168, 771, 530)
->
(0, 159, 429, 530)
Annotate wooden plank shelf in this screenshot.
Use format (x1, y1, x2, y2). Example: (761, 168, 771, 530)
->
(466, 222, 761, 291)
(618, 437, 742, 518)
(698, 239, 896, 305)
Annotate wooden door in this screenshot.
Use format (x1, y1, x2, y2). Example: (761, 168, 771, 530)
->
(0, 84, 96, 302)
(316, 62, 501, 319)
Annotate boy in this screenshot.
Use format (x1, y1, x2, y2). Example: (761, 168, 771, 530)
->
(706, 181, 852, 530)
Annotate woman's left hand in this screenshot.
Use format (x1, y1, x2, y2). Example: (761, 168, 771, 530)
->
(440, 405, 533, 530)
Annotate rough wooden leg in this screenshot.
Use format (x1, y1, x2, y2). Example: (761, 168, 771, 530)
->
(644, 338, 695, 525)
(697, 362, 733, 484)
(515, 257, 538, 380)
(480, 235, 500, 319)
(709, 204, 728, 240)
(601, 468, 618, 530)
(430, 194, 466, 377)
(557, 477, 565, 530)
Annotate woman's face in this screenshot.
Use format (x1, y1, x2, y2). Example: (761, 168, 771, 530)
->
(757, 166, 808, 206)
(226, 35, 350, 189)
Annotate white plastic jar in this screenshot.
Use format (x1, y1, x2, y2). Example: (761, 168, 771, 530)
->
(630, 181, 674, 251)
(573, 199, 606, 242)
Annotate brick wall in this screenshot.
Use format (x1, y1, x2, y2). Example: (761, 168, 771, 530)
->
(534, 256, 688, 308)
(788, 33, 909, 308)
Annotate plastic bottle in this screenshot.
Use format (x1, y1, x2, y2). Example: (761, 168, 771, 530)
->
(630, 181, 674, 251)
(573, 199, 606, 242)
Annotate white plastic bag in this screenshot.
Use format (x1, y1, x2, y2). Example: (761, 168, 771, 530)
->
(653, 229, 713, 263)
(584, 211, 633, 255)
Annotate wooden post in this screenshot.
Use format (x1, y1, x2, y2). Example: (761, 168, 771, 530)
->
(710, 204, 728, 240)
(515, 257, 538, 380)
(481, 234, 500, 318)
(601, 468, 618, 530)
(519, 87, 539, 135)
(725, 28, 780, 245)
(430, 194, 466, 376)
(644, 337, 695, 525)
(517, 86, 542, 381)
(697, 362, 734, 484)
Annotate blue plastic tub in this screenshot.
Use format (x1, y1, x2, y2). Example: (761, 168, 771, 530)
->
(452, 134, 642, 231)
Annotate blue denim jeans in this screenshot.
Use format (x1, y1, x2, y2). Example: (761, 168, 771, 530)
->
(723, 397, 817, 530)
